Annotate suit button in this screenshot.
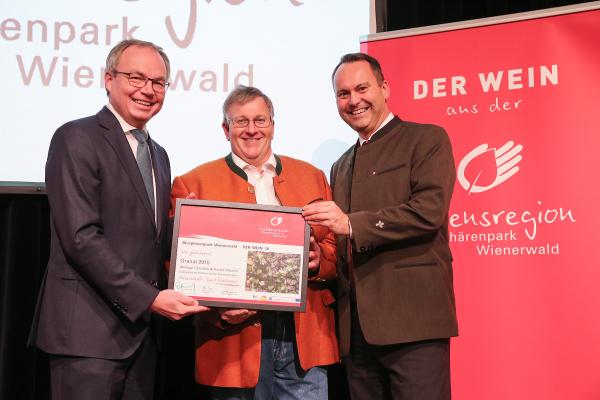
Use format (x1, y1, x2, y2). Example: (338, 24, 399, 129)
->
(360, 246, 366, 252)
(151, 280, 158, 288)
(253, 321, 261, 327)
(341, 255, 346, 262)
(248, 186, 255, 194)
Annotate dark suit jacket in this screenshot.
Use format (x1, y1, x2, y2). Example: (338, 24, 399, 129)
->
(29, 106, 171, 359)
(332, 116, 458, 356)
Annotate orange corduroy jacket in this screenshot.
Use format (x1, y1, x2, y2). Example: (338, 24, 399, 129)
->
(170, 154, 339, 388)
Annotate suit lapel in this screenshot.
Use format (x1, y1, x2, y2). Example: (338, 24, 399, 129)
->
(270, 155, 291, 206)
(334, 146, 356, 214)
(97, 107, 157, 229)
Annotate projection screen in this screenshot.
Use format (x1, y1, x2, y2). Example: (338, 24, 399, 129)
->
(0, 0, 370, 186)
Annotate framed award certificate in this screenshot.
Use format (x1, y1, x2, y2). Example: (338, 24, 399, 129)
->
(169, 199, 310, 312)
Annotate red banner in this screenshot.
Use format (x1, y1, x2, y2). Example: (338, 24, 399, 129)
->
(363, 7, 600, 400)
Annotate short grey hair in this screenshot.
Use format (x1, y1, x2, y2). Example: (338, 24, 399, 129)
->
(222, 85, 275, 125)
(105, 39, 171, 80)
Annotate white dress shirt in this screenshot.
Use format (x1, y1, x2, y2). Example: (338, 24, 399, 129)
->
(358, 112, 394, 146)
(231, 152, 280, 206)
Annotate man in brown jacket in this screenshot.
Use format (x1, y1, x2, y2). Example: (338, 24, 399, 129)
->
(303, 53, 458, 400)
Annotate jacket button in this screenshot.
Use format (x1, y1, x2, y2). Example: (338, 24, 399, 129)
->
(253, 321, 262, 327)
(360, 246, 366, 252)
(151, 280, 158, 288)
(248, 186, 255, 194)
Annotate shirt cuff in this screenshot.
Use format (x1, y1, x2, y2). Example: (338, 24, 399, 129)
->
(348, 217, 353, 239)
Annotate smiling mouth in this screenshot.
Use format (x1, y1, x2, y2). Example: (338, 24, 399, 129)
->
(133, 99, 153, 107)
(350, 107, 368, 115)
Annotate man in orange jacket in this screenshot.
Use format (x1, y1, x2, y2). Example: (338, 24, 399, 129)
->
(171, 85, 339, 399)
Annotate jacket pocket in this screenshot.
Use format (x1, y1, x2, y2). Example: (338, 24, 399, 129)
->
(372, 162, 407, 176)
(392, 258, 437, 269)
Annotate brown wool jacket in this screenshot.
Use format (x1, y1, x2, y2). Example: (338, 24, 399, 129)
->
(332, 116, 459, 357)
(171, 154, 339, 388)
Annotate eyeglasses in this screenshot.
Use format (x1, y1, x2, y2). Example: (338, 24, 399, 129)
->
(113, 71, 170, 93)
(227, 116, 272, 128)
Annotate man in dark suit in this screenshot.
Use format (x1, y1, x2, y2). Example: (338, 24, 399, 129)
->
(303, 53, 458, 399)
(29, 39, 207, 400)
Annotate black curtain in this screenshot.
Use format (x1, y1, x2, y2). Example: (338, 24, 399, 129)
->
(0, 194, 50, 400)
(376, 0, 587, 32)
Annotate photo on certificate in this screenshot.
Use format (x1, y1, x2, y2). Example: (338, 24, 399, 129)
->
(169, 199, 310, 312)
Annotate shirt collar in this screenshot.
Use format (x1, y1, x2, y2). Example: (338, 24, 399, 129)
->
(231, 151, 277, 173)
(106, 103, 146, 134)
(358, 112, 394, 146)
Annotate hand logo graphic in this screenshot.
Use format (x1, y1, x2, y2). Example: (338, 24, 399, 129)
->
(270, 216, 283, 226)
(457, 141, 523, 194)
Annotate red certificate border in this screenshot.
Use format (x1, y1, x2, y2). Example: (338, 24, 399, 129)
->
(169, 199, 310, 312)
